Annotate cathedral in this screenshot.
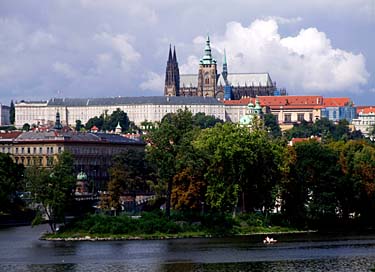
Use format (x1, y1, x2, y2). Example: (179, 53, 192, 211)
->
(164, 35, 281, 100)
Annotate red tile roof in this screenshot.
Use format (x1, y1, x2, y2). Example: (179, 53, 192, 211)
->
(0, 131, 22, 139)
(357, 106, 375, 114)
(224, 96, 353, 110)
(323, 97, 351, 107)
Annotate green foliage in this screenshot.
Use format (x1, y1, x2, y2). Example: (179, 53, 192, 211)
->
(0, 153, 24, 213)
(25, 151, 75, 233)
(284, 118, 361, 141)
(192, 112, 223, 129)
(85, 108, 130, 132)
(103, 149, 153, 213)
(75, 120, 83, 131)
(22, 123, 30, 131)
(264, 113, 281, 138)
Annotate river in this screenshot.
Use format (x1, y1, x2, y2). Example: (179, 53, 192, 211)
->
(1, 225, 375, 271)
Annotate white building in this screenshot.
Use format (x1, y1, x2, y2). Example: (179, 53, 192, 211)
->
(352, 107, 375, 139)
(15, 96, 225, 128)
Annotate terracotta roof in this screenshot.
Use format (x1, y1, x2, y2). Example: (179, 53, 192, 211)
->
(0, 131, 22, 139)
(323, 97, 351, 107)
(357, 106, 375, 114)
(224, 96, 324, 107)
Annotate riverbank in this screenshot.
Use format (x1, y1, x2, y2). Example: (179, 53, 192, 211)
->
(42, 212, 305, 241)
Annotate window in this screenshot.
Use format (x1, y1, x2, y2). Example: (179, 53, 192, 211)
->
(27, 147, 30, 154)
(205, 78, 209, 84)
(21, 147, 24, 154)
(39, 147, 42, 154)
(284, 114, 292, 123)
(50, 147, 54, 154)
(58, 147, 62, 153)
(47, 147, 50, 154)
(309, 113, 313, 122)
(33, 147, 36, 154)
(15, 148, 18, 154)
(297, 113, 305, 122)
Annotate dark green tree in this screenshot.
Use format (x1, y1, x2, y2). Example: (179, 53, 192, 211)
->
(22, 123, 30, 131)
(104, 149, 152, 214)
(9, 100, 15, 125)
(0, 153, 24, 213)
(75, 120, 83, 132)
(264, 113, 281, 138)
(85, 108, 130, 132)
(146, 109, 195, 217)
(192, 112, 223, 129)
(25, 152, 75, 233)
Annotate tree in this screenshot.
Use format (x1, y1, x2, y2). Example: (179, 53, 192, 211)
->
(192, 112, 223, 129)
(146, 109, 195, 217)
(9, 100, 15, 125)
(85, 108, 130, 132)
(264, 113, 281, 138)
(22, 123, 30, 131)
(104, 149, 152, 214)
(0, 153, 24, 213)
(25, 152, 75, 233)
(75, 120, 83, 132)
(194, 123, 283, 214)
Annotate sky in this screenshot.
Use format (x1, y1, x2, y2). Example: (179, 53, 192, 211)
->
(0, 0, 374, 106)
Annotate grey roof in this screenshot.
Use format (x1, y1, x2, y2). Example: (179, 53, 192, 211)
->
(180, 73, 273, 88)
(220, 73, 273, 87)
(14, 131, 144, 145)
(47, 96, 222, 107)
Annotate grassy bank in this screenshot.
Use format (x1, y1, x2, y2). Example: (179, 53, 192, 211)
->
(44, 211, 301, 240)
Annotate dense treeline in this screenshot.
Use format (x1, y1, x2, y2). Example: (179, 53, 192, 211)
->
(140, 109, 375, 230)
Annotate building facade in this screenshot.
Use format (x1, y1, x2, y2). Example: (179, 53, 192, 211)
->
(321, 98, 356, 123)
(0, 130, 145, 190)
(15, 96, 225, 129)
(352, 107, 375, 139)
(166, 36, 278, 100)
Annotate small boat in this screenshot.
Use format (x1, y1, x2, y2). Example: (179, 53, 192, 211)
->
(263, 236, 277, 244)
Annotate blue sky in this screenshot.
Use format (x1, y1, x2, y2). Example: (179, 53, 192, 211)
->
(0, 0, 374, 105)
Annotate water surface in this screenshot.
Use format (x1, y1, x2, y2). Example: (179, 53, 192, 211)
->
(1, 225, 375, 271)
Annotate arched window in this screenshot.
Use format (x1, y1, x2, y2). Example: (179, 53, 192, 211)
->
(205, 78, 209, 84)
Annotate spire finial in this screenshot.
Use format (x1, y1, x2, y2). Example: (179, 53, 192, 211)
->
(223, 48, 227, 65)
(168, 44, 172, 62)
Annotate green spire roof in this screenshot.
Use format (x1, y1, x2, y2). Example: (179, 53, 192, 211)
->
(200, 34, 216, 65)
(223, 48, 227, 65)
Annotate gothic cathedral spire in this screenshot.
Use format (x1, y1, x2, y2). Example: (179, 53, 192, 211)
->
(164, 45, 180, 96)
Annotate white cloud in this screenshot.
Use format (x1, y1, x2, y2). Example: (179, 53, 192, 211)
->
(53, 62, 78, 79)
(200, 19, 369, 93)
(94, 32, 141, 70)
(140, 72, 164, 92)
(265, 16, 302, 25)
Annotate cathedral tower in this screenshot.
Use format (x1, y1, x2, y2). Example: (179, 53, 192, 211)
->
(197, 35, 217, 97)
(164, 45, 180, 96)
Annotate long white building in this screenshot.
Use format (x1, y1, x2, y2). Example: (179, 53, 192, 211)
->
(15, 96, 225, 128)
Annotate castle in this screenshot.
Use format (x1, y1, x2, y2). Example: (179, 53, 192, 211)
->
(164, 35, 281, 100)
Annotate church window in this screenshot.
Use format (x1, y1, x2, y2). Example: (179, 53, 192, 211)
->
(205, 78, 209, 84)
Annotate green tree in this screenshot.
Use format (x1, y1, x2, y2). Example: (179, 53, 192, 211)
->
(9, 100, 15, 125)
(0, 153, 24, 213)
(22, 123, 30, 131)
(146, 109, 195, 217)
(75, 120, 83, 132)
(25, 152, 75, 233)
(192, 112, 223, 129)
(264, 113, 281, 138)
(85, 108, 130, 132)
(104, 149, 152, 214)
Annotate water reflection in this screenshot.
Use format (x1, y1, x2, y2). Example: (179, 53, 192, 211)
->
(1, 225, 375, 272)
